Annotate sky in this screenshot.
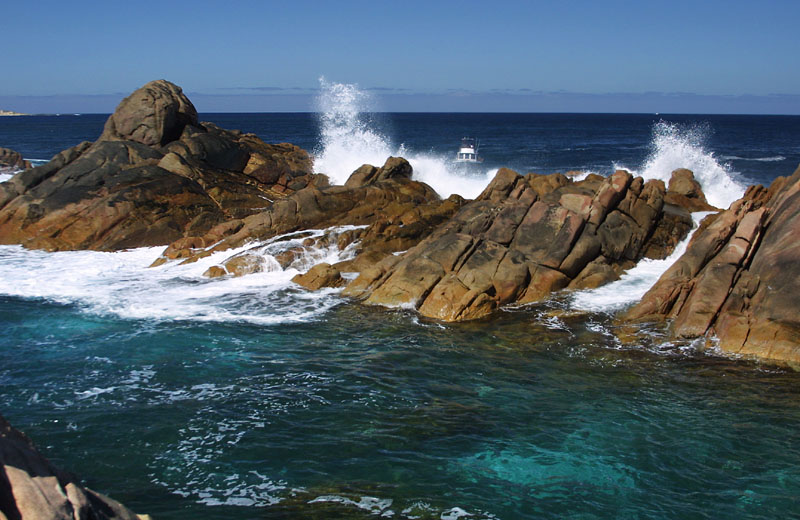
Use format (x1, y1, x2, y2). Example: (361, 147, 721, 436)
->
(2, 0, 800, 114)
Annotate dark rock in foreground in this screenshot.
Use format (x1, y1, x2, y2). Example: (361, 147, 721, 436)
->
(0, 414, 147, 519)
(623, 165, 800, 366)
(342, 167, 699, 321)
(0, 80, 314, 251)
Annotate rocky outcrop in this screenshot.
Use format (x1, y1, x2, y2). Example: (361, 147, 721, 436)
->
(0, 147, 30, 171)
(292, 263, 346, 290)
(665, 168, 716, 212)
(160, 157, 466, 276)
(623, 165, 800, 366)
(0, 80, 314, 251)
(0, 414, 147, 520)
(342, 167, 698, 321)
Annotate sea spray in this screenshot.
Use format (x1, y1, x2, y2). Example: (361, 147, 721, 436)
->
(618, 121, 745, 209)
(570, 212, 714, 312)
(0, 226, 363, 325)
(313, 78, 494, 199)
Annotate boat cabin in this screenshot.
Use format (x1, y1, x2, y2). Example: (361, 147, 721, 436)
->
(455, 137, 482, 163)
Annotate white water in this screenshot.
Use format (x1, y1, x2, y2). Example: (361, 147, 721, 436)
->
(0, 226, 362, 325)
(616, 121, 745, 209)
(570, 212, 713, 312)
(313, 78, 495, 199)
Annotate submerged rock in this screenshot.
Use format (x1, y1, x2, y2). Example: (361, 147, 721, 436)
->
(622, 165, 800, 366)
(0, 80, 313, 251)
(0, 414, 147, 519)
(343, 168, 699, 321)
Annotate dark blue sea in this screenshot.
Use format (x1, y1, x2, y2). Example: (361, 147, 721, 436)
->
(1, 97, 800, 519)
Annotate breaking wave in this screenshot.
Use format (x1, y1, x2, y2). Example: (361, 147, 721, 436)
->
(617, 121, 745, 209)
(0, 226, 364, 325)
(570, 212, 713, 312)
(313, 77, 494, 199)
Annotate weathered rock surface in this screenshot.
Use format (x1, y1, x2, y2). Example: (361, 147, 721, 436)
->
(623, 165, 800, 366)
(665, 168, 717, 212)
(0, 80, 313, 251)
(292, 263, 346, 290)
(0, 414, 147, 520)
(0, 147, 30, 171)
(343, 167, 699, 321)
(161, 157, 465, 277)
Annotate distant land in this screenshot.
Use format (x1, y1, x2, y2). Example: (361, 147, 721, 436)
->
(0, 110, 28, 116)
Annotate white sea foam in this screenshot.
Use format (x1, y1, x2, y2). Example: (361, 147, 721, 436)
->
(616, 121, 745, 209)
(313, 78, 494, 199)
(0, 225, 361, 325)
(722, 155, 785, 162)
(570, 212, 713, 312)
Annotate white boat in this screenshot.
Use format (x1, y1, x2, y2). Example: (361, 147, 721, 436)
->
(455, 137, 483, 163)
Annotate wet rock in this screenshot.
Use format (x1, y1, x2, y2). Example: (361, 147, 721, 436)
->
(345, 168, 700, 321)
(0, 414, 146, 520)
(292, 263, 346, 290)
(623, 165, 800, 366)
(0, 80, 313, 251)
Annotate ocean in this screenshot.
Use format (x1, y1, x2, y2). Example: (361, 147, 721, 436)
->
(1, 84, 800, 519)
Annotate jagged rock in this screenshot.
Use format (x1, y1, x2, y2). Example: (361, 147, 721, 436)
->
(0, 147, 30, 171)
(344, 168, 699, 322)
(343, 156, 412, 188)
(665, 168, 717, 212)
(165, 157, 465, 275)
(0, 414, 147, 520)
(292, 263, 346, 290)
(0, 80, 313, 251)
(623, 165, 800, 366)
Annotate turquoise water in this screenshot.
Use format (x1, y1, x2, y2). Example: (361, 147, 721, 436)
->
(3, 294, 800, 519)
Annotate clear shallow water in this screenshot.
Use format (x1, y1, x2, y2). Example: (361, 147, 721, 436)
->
(2, 298, 800, 519)
(2, 91, 800, 518)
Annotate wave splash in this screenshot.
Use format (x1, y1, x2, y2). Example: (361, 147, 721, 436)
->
(312, 78, 494, 199)
(0, 226, 363, 325)
(618, 121, 745, 209)
(570, 212, 713, 312)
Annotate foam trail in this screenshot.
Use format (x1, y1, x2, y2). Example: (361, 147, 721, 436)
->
(313, 78, 494, 199)
(0, 226, 362, 325)
(617, 121, 745, 209)
(570, 212, 713, 312)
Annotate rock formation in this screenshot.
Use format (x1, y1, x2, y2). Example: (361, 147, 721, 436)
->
(623, 165, 800, 366)
(0, 147, 30, 171)
(0, 80, 314, 251)
(158, 156, 465, 276)
(342, 167, 700, 321)
(0, 414, 147, 520)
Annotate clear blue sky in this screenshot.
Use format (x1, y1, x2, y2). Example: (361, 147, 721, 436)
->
(3, 0, 799, 113)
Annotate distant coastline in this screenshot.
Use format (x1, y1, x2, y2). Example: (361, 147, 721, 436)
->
(0, 110, 28, 116)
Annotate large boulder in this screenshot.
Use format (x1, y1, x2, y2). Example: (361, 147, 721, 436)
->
(665, 168, 716, 212)
(0, 80, 314, 251)
(99, 79, 198, 146)
(622, 165, 800, 366)
(343, 168, 699, 321)
(0, 414, 146, 519)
